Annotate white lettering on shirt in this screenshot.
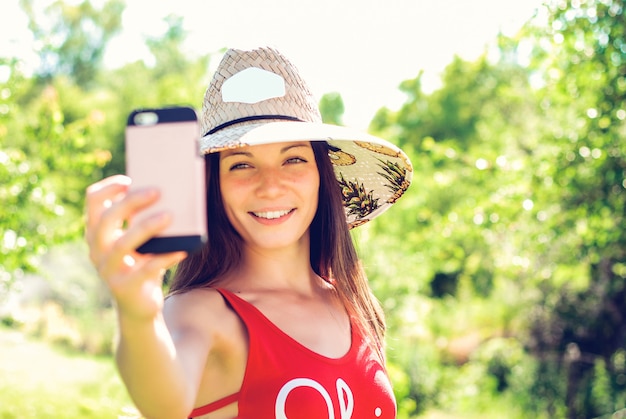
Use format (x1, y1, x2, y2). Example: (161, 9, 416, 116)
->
(274, 377, 354, 419)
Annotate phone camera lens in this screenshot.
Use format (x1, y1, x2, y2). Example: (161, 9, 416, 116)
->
(134, 112, 159, 126)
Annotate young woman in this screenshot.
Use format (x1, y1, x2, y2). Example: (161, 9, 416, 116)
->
(85, 47, 412, 419)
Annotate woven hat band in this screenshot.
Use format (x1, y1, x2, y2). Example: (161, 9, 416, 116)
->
(205, 115, 303, 136)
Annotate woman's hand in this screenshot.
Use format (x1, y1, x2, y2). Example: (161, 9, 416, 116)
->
(85, 175, 187, 321)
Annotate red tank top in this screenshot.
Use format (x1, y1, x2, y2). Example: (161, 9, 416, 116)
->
(189, 288, 396, 419)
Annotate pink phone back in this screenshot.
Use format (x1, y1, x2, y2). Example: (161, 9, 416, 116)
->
(126, 119, 206, 238)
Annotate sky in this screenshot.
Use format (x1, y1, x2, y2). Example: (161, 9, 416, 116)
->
(1, 0, 545, 129)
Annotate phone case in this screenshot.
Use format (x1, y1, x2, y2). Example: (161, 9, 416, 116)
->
(125, 106, 207, 254)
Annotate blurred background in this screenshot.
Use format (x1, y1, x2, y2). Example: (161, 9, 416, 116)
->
(1, 0, 625, 418)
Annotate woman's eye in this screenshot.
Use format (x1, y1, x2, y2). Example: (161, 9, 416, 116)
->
(285, 157, 307, 164)
(230, 162, 251, 170)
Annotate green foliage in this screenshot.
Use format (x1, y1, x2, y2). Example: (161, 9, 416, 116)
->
(522, 1, 626, 417)
(19, 0, 125, 87)
(363, 1, 626, 416)
(0, 61, 110, 292)
(0, 8, 212, 295)
(319, 92, 345, 125)
(96, 17, 212, 176)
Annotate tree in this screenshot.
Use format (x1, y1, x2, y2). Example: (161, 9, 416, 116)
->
(19, 0, 124, 87)
(319, 92, 345, 125)
(97, 14, 212, 176)
(0, 59, 110, 292)
(362, 43, 542, 415)
(0, 5, 213, 296)
(362, 0, 626, 416)
(523, 0, 626, 417)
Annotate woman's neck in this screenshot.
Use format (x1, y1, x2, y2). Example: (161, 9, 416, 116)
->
(221, 240, 322, 295)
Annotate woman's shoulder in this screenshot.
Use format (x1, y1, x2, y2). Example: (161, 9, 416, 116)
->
(165, 287, 230, 318)
(164, 287, 248, 406)
(163, 287, 240, 337)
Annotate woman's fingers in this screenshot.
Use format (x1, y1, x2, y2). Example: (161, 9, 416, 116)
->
(86, 178, 162, 267)
(85, 175, 132, 234)
(85, 176, 135, 264)
(84, 175, 189, 319)
(97, 211, 172, 280)
(139, 251, 188, 282)
(104, 250, 187, 321)
(96, 188, 159, 247)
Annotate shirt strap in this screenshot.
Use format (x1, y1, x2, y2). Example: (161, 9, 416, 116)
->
(188, 392, 239, 418)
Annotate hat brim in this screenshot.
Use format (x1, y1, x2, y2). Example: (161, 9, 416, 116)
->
(201, 120, 413, 228)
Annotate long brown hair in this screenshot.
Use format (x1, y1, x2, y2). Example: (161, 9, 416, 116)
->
(169, 141, 386, 357)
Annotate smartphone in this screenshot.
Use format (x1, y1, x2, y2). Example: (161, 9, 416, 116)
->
(125, 106, 207, 254)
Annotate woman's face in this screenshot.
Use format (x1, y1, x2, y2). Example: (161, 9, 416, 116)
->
(219, 141, 320, 253)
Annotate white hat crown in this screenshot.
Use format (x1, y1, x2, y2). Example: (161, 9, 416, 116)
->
(201, 47, 321, 139)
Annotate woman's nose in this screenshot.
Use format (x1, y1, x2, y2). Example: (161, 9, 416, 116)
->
(256, 168, 285, 197)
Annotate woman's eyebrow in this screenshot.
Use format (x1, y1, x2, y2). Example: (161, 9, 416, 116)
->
(222, 143, 310, 159)
(222, 150, 253, 159)
(280, 143, 310, 153)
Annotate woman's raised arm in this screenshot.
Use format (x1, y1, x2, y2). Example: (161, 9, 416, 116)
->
(85, 175, 206, 418)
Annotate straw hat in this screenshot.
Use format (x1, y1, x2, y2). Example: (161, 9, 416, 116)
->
(200, 46, 412, 228)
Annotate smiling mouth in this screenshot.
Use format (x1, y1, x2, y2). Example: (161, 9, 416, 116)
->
(251, 209, 294, 220)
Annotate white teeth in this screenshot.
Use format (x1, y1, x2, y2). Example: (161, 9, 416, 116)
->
(253, 210, 291, 219)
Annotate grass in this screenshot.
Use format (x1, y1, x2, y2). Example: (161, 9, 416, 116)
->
(0, 325, 138, 419)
